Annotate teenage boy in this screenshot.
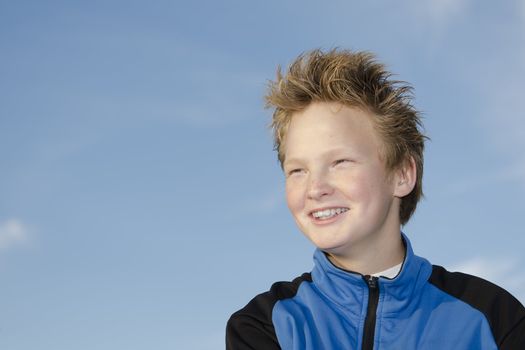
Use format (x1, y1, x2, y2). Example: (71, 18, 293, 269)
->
(226, 49, 525, 349)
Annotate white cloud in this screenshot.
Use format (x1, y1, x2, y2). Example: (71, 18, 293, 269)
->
(0, 219, 29, 250)
(450, 256, 525, 304)
(425, 0, 469, 23)
(404, 0, 472, 54)
(197, 330, 225, 350)
(177, 329, 224, 350)
(480, 77, 525, 156)
(410, 0, 470, 28)
(521, 0, 525, 27)
(438, 161, 525, 197)
(255, 188, 284, 213)
(477, 61, 525, 190)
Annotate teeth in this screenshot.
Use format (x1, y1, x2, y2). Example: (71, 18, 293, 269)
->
(312, 208, 348, 219)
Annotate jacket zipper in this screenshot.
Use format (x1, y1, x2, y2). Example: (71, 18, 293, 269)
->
(362, 275, 379, 350)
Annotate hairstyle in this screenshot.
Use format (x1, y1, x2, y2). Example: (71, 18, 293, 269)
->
(265, 48, 427, 225)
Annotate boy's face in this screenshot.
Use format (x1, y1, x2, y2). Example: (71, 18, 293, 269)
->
(283, 102, 402, 257)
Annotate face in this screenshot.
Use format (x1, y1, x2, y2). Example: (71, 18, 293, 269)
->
(283, 102, 404, 257)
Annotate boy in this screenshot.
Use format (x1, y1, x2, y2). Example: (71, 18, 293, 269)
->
(226, 49, 525, 349)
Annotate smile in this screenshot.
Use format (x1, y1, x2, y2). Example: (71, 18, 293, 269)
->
(311, 207, 349, 220)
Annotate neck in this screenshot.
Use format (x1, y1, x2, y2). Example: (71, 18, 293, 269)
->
(327, 231, 405, 275)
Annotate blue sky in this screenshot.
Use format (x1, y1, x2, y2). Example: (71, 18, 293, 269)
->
(1, 1, 524, 349)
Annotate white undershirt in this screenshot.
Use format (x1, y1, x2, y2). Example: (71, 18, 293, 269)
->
(371, 262, 403, 279)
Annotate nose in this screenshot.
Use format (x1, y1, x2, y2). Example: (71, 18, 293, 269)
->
(307, 172, 334, 200)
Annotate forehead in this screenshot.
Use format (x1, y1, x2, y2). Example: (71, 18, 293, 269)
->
(283, 102, 384, 162)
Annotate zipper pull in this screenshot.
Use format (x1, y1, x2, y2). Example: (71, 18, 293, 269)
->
(365, 275, 378, 289)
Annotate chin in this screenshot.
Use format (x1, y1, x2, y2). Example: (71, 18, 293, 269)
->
(306, 234, 351, 252)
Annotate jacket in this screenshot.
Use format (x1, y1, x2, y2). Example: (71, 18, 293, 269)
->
(226, 234, 525, 349)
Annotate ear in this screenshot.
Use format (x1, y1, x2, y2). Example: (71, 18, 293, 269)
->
(393, 156, 417, 198)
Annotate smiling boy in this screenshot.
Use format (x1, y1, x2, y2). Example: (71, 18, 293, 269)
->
(226, 49, 525, 349)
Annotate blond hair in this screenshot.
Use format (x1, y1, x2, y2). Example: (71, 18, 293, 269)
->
(266, 48, 427, 225)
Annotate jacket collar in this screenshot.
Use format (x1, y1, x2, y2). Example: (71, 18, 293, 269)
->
(311, 232, 432, 316)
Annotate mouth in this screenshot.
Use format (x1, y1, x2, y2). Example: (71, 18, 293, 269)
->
(310, 207, 349, 221)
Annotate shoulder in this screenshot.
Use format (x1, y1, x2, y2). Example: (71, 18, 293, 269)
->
(226, 273, 312, 350)
(429, 264, 525, 349)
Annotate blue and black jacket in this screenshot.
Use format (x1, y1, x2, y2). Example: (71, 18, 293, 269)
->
(226, 235, 525, 349)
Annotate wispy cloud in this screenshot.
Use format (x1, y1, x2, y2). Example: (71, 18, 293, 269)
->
(520, 0, 525, 28)
(409, 0, 471, 30)
(404, 0, 472, 54)
(450, 256, 525, 304)
(0, 219, 29, 251)
(254, 188, 284, 213)
(424, 0, 470, 24)
(477, 51, 525, 189)
(224, 187, 285, 221)
(176, 329, 224, 350)
(480, 77, 525, 154)
(198, 329, 225, 350)
(437, 161, 525, 197)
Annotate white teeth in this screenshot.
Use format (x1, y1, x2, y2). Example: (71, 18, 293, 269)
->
(312, 207, 348, 219)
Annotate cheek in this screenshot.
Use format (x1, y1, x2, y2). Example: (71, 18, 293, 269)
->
(337, 172, 376, 202)
(285, 181, 304, 212)
(351, 171, 393, 208)
(335, 172, 365, 196)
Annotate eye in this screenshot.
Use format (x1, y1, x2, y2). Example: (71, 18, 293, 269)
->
(287, 168, 305, 177)
(333, 159, 350, 167)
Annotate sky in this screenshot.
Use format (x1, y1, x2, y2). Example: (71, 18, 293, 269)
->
(1, 0, 525, 349)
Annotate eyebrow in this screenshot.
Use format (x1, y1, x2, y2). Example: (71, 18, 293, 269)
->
(284, 147, 356, 166)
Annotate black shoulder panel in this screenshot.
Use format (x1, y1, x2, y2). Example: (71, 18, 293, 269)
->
(429, 265, 525, 349)
(226, 273, 312, 350)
